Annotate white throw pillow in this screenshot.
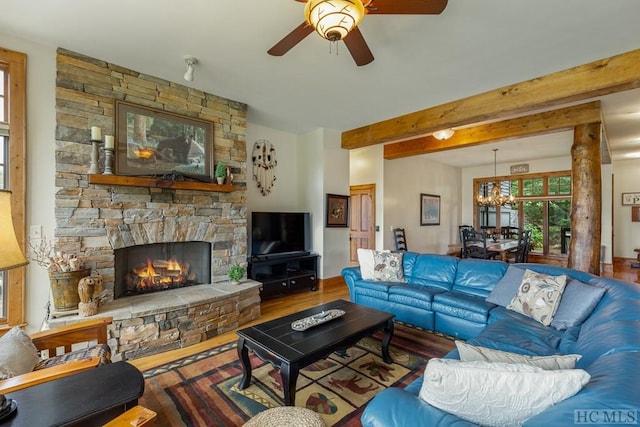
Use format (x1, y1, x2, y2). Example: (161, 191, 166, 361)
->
(0, 327, 41, 379)
(357, 248, 376, 280)
(507, 269, 567, 326)
(456, 341, 581, 370)
(419, 358, 590, 427)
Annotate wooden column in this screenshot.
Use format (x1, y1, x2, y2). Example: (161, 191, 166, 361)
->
(568, 122, 602, 274)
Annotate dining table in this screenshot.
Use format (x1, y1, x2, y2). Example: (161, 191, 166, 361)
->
(486, 238, 519, 262)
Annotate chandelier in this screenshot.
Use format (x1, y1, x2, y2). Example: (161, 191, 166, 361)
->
(476, 149, 516, 207)
(304, 0, 366, 42)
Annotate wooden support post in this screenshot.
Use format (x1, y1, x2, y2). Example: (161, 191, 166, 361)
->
(568, 122, 602, 274)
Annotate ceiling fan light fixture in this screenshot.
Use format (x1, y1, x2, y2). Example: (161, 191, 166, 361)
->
(432, 129, 455, 140)
(304, 0, 365, 42)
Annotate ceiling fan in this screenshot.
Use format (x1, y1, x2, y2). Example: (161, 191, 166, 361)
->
(268, 0, 448, 66)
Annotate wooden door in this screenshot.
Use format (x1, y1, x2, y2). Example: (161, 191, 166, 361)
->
(350, 184, 376, 264)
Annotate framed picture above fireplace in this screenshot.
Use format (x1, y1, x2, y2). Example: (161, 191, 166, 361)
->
(115, 101, 214, 181)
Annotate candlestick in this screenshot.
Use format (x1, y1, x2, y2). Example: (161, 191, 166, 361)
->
(104, 135, 114, 150)
(104, 148, 114, 175)
(88, 140, 101, 174)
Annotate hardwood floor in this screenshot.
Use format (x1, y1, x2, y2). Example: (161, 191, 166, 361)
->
(130, 259, 639, 372)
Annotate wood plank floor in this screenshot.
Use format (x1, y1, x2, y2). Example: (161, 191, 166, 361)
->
(129, 258, 639, 371)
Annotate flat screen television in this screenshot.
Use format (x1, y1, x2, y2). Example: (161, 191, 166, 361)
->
(251, 211, 311, 258)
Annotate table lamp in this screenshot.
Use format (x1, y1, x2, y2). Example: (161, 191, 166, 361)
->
(0, 189, 29, 420)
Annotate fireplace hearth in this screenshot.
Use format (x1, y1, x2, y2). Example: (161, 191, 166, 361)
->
(114, 242, 211, 299)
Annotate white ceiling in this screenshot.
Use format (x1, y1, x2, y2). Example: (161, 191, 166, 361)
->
(1, 0, 640, 167)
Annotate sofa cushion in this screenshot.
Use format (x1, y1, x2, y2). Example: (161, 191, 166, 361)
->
(388, 293, 433, 311)
(0, 327, 41, 379)
(550, 279, 606, 330)
(403, 253, 457, 291)
(455, 341, 581, 369)
(507, 269, 567, 326)
(486, 265, 525, 306)
(468, 317, 564, 356)
(573, 320, 640, 369)
(452, 259, 508, 297)
(357, 248, 377, 280)
(34, 343, 111, 370)
(419, 358, 590, 427)
(433, 291, 496, 315)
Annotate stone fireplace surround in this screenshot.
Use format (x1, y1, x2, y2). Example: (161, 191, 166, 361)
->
(50, 49, 258, 360)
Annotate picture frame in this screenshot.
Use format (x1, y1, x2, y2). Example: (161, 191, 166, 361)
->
(115, 101, 214, 180)
(420, 193, 440, 226)
(622, 192, 640, 206)
(633, 207, 640, 222)
(326, 194, 349, 228)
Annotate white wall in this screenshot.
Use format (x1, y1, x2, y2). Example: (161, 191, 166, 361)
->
(350, 145, 384, 249)
(0, 32, 57, 332)
(384, 156, 461, 254)
(613, 158, 640, 258)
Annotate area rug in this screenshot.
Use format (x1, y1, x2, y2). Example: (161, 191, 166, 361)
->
(140, 331, 453, 426)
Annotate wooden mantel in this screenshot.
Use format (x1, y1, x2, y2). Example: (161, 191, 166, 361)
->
(88, 174, 235, 192)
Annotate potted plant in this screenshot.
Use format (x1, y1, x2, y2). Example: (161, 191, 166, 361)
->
(227, 263, 244, 285)
(215, 161, 226, 185)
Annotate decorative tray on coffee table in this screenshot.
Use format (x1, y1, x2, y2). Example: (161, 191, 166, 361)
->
(291, 309, 346, 331)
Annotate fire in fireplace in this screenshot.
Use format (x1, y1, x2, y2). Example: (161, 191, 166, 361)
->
(114, 241, 212, 299)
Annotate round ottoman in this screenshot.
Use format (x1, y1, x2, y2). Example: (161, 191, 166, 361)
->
(243, 406, 326, 427)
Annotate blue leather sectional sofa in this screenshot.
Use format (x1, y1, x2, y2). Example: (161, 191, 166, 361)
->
(341, 252, 640, 426)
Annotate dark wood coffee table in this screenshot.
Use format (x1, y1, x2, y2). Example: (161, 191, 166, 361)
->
(236, 299, 394, 406)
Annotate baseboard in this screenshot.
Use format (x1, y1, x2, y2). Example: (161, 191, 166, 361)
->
(318, 275, 346, 291)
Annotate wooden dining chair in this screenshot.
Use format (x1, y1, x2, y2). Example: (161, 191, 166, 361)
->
(462, 229, 499, 260)
(392, 228, 408, 251)
(507, 229, 532, 263)
(500, 226, 519, 240)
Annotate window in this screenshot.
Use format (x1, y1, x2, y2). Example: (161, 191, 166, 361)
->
(474, 171, 572, 255)
(0, 48, 27, 329)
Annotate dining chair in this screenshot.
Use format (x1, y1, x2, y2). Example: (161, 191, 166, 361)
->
(392, 227, 408, 251)
(507, 229, 532, 263)
(458, 225, 473, 257)
(462, 229, 499, 260)
(500, 226, 519, 240)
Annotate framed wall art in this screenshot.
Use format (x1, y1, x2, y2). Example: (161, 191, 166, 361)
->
(326, 194, 349, 228)
(633, 207, 640, 222)
(622, 192, 640, 206)
(420, 193, 440, 226)
(115, 101, 214, 180)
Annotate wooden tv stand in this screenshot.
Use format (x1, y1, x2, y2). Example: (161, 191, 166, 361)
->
(248, 253, 319, 299)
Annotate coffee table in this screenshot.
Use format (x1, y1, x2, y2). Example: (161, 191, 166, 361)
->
(236, 299, 395, 406)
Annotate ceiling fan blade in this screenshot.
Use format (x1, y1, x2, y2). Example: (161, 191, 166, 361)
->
(343, 27, 374, 66)
(365, 0, 447, 14)
(268, 22, 314, 56)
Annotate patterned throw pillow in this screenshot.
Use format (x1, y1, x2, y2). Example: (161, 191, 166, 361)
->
(507, 269, 567, 326)
(372, 251, 405, 282)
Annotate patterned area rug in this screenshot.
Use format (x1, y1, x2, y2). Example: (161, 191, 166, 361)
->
(140, 331, 452, 426)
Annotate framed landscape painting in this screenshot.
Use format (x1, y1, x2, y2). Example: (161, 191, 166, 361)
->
(420, 193, 440, 226)
(115, 101, 214, 180)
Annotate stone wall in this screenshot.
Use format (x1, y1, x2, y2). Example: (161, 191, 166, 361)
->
(54, 48, 249, 301)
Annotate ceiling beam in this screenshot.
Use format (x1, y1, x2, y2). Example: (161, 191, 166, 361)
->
(383, 101, 601, 160)
(343, 48, 640, 149)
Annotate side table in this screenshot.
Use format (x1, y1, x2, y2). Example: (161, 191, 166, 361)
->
(2, 361, 144, 426)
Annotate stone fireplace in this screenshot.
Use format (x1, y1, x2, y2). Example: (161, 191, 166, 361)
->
(49, 48, 261, 360)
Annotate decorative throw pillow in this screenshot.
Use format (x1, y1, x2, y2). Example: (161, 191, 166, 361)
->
(486, 265, 526, 307)
(456, 341, 581, 370)
(372, 251, 405, 282)
(0, 327, 41, 379)
(419, 358, 590, 427)
(507, 269, 567, 326)
(550, 279, 606, 330)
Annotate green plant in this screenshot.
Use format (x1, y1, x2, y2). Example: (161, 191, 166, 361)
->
(215, 161, 226, 178)
(228, 263, 244, 281)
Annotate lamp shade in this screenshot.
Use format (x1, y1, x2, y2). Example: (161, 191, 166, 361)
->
(0, 190, 28, 271)
(304, 0, 365, 41)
